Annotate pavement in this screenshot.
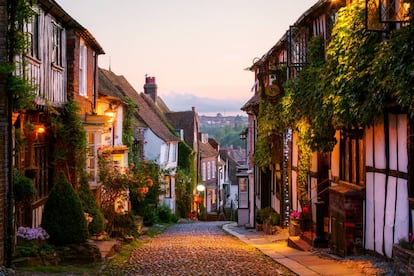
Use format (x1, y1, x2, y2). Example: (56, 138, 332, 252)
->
(222, 222, 392, 276)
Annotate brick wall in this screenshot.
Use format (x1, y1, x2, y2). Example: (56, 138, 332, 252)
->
(67, 30, 98, 120)
(0, 0, 8, 266)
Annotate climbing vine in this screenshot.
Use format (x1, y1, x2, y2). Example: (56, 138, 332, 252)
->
(5, 0, 37, 112)
(50, 100, 87, 185)
(122, 97, 138, 164)
(255, 1, 413, 201)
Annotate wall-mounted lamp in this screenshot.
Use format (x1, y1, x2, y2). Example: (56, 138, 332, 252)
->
(104, 104, 116, 123)
(36, 125, 46, 134)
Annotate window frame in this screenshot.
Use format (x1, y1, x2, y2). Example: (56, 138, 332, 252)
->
(340, 128, 365, 185)
(79, 39, 88, 97)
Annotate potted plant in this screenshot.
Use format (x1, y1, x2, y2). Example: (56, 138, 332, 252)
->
(289, 211, 302, 236)
(255, 208, 264, 231)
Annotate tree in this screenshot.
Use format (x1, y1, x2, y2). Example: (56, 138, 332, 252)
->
(77, 172, 105, 235)
(41, 172, 88, 245)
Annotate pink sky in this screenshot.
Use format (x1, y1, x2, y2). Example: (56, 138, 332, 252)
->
(57, 0, 318, 116)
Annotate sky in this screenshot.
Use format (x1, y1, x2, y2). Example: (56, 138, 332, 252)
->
(56, 0, 318, 116)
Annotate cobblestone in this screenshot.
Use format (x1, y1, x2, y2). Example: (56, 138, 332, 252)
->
(103, 221, 296, 275)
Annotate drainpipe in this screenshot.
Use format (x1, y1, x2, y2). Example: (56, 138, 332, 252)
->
(93, 52, 97, 113)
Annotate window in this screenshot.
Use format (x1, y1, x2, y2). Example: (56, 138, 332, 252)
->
(239, 177, 248, 208)
(79, 39, 87, 97)
(202, 162, 206, 181)
(171, 144, 176, 162)
(212, 161, 216, 178)
(86, 132, 98, 184)
(340, 129, 365, 185)
(51, 22, 63, 66)
(26, 14, 39, 59)
(164, 143, 170, 163)
(207, 161, 211, 180)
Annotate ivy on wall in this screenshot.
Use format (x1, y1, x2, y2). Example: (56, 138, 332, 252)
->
(122, 97, 138, 164)
(5, 0, 37, 112)
(254, 1, 413, 201)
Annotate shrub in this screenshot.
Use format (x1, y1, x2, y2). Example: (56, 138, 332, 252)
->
(13, 169, 36, 202)
(113, 213, 137, 237)
(140, 205, 158, 226)
(77, 173, 105, 235)
(157, 205, 172, 223)
(41, 172, 88, 245)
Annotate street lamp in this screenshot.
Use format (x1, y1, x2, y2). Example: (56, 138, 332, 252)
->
(239, 128, 248, 165)
(196, 184, 205, 193)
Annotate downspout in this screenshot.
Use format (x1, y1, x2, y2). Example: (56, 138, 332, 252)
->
(93, 51, 97, 113)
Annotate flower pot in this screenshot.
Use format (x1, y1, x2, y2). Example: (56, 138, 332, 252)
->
(289, 221, 301, 236)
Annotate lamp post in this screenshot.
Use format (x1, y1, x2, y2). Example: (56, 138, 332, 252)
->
(239, 128, 247, 165)
(196, 184, 205, 218)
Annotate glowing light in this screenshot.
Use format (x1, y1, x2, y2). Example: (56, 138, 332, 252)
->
(36, 126, 45, 134)
(196, 184, 205, 192)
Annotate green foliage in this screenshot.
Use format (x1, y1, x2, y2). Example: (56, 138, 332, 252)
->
(202, 124, 247, 148)
(113, 213, 137, 237)
(41, 172, 88, 245)
(175, 142, 196, 218)
(51, 101, 87, 183)
(77, 173, 105, 235)
(254, 99, 286, 169)
(4, 0, 38, 112)
(323, 2, 383, 127)
(13, 169, 36, 202)
(122, 98, 138, 164)
(373, 15, 414, 115)
(256, 207, 280, 226)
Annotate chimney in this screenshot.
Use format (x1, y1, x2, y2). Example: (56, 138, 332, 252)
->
(144, 75, 157, 103)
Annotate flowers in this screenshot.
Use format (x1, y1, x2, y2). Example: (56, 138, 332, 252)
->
(290, 211, 302, 221)
(16, 226, 49, 241)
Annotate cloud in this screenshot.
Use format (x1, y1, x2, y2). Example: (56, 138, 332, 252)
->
(161, 92, 248, 116)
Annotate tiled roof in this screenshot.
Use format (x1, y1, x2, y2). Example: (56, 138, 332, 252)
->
(199, 141, 218, 158)
(99, 68, 179, 142)
(39, 0, 104, 54)
(241, 92, 260, 111)
(165, 110, 199, 150)
(219, 149, 240, 185)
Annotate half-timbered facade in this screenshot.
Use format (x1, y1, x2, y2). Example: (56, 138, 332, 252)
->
(243, 0, 412, 259)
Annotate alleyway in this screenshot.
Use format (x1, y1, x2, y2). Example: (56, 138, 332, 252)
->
(104, 221, 296, 276)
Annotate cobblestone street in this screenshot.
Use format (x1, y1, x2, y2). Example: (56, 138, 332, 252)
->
(103, 221, 296, 276)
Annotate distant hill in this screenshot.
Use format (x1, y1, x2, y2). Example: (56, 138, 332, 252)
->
(199, 113, 247, 128)
(199, 114, 248, 149)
